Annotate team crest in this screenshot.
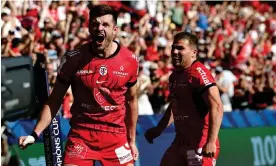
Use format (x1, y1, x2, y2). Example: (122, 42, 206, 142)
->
(99, 66, 107, 75)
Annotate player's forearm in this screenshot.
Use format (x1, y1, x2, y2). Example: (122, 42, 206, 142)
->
(157, 103, 173, 131)
(207, 104, 223, 143)
(33, 100, 62, 136)
(126, 98, 138, 144)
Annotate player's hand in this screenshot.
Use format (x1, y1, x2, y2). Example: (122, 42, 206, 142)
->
(18, 136, 35, 150)
(129, 142, 139, 161)
(144, 127, 162, 144)
(201, 142, 216, 158)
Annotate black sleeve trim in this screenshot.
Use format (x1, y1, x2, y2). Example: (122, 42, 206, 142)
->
(126, 80, 137, 87)
(200, 83, 216, 95)
(57, 75, 71, 85)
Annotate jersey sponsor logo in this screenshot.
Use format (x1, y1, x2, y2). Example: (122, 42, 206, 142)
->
(178, 81, 187, 87)
(99, 66, 108, 76)
(81, 103, 118, 111)
(113, 65, 128, 76)
(76, 70, 95, 75)
(132, 54, 139, 62)
(101, 105, 118, 111)
(187, 149, 203, 166)
(169, 80, 177, 89)
(174, 115, 189, 121)
(81, 103, 93, 109)
(196, 67, 211, 86)
(113, 71, 129, 76)
(115, 143, 133, 164)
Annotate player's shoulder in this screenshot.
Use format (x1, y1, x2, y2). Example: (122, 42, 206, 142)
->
(63, 42, 92, 62)
(119, 46, 139, 63)
(60, 45, 85, 68)
(191, 61, 210, 75)
(65, 48, 81, 58)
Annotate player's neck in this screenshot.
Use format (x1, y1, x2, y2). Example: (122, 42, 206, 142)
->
(99, 41, 117, 58)
(178, 59, 197, 70)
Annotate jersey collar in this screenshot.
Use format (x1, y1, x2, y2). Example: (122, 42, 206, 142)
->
(89, 40, 121, 59)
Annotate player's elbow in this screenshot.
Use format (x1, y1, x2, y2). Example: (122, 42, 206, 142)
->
(126, 94, 138, 103)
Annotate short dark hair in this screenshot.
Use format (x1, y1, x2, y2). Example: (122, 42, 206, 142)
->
(174, 32, 198, 49)
(89, 4, 118, 25)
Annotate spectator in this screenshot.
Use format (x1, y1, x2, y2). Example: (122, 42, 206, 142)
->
(215, 66, 236, 112)
(137, 66, 154, 115)
(232, 75, 254, 110)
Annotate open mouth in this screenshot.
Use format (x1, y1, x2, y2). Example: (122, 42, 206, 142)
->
(95, 35, 105, 45)
(172, 55, 181, 65)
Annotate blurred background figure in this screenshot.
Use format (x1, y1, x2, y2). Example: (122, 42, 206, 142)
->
(137, 66, 154, 115)
(1, 125, 20, 166)
(215, 66, 237, 112)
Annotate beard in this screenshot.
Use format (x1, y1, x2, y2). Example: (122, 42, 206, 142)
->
(91, 34, 113, 53)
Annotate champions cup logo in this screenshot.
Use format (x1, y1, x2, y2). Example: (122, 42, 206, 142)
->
(99, 66, 107, 76)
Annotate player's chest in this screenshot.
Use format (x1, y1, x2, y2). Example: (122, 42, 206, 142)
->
(169, 74, 193, 98)
(75, 59, 131, 88)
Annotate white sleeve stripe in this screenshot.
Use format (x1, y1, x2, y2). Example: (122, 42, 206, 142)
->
(67, 50, 80, 57)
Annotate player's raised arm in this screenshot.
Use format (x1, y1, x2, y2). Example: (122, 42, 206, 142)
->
(144, 103, 174, 144)
(33, 79, 70, 135)
(19, 50, 79, 149)
(18, 78, 70, 149)
(202, 86, 223, 157)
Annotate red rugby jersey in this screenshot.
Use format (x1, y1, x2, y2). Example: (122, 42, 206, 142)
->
(57, 41, 139, 133)
(169, 61, 219, 148)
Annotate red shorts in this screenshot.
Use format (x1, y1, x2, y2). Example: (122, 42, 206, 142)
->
(160, 138, 220, 166)
(63, 128, 134, 166)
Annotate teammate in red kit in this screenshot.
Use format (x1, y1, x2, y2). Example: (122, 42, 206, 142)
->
(18, 4, 139, 166)
(145, 32, 223, 166)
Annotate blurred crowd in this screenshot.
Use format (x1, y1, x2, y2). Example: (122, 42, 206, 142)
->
(1, 0, 276, 118)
